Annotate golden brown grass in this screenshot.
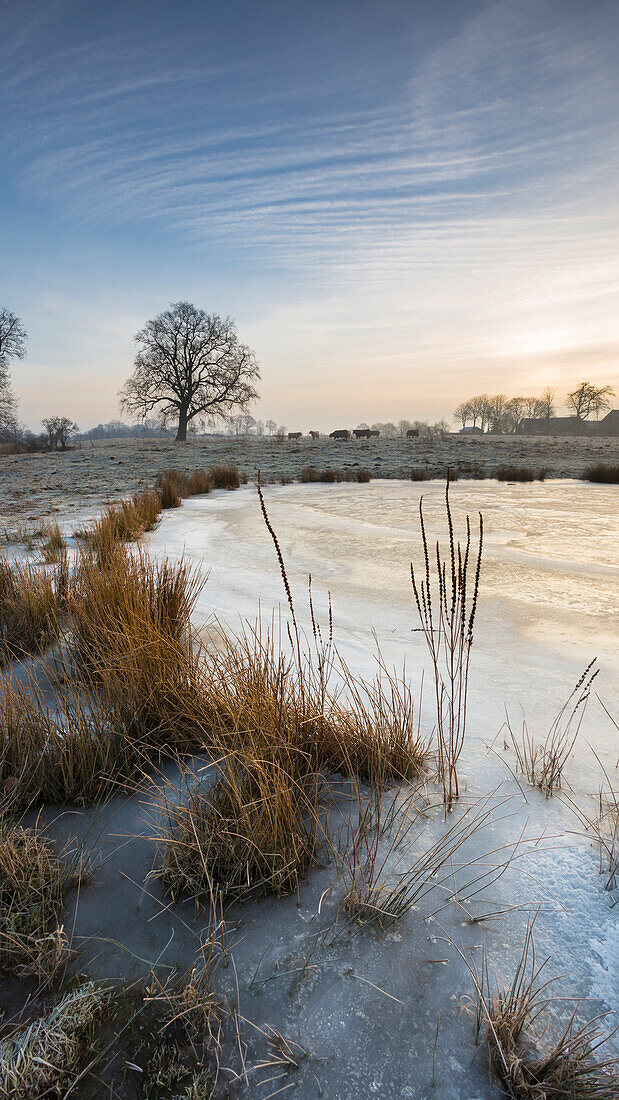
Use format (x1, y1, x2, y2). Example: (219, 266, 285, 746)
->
(76, 490, 162, 561)
(40, 523, 65, 565)
(159, 475, 182, 509)
(0, 556, 59, 664)
(209, 464, 240, 490)
(0, 825, 68, 979)
(187, 468, 212, 495)
(68, 544, 205, 749)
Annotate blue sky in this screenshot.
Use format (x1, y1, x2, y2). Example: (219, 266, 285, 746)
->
(1, 0, 618, 431)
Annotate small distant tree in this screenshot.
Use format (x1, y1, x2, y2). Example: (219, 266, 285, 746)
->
(265, 419, 276, 436)
(42, 416, 79, 451)
(566, 381, 614, 421)
(505, 396, 527, 432)
(454, 401, 472, 429)
(275, 424, 287, 440)
(355, 422, 370, 431)
(397, 419, 412, 437)
(538, 387, 555, 422)
(120, 301, 260, 442)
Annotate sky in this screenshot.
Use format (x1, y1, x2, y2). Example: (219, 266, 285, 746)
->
(0, 0, 618, 432)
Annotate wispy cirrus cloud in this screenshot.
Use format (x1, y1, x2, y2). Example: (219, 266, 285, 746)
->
(1, 0, 618, 427)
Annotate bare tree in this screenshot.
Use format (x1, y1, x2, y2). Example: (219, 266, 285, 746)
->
(505, 396, 527, 432)
(265, 419, 276, 436)
(566, 381, 614, 420)
(0, 308, 25, 437)
(0, 308, 26, 375)
(454, 401, 472, 429)
(397, 419, 412, 437)
(538, 387, 555, 422)
(120, 301, 260, 442)
(42, 416, 79, 451)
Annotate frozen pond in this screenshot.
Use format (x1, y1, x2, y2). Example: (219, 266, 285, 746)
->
(149, 478, 619, 789)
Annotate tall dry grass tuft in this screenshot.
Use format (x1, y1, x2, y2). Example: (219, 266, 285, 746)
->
(0, 982, 109, 1099)
(583, 463, 619, 484)
(187, 468, 212, 495)
(68, 544, 204, 748)
(159, 475, 182, 509)
(0, 824, 71, 982)
(410, 476, 483, 809)
(507, 661, 598, 795)
(0, 556, 59, 663)
(0, 670, 143, 809)
(158, 740, 322, 904)
(495, 465, 547, 482)
(209, 464, 240, 490)
(465, 919, 619, 1098)
(41, 523, 65, 565)
(77, 490, 162, 561)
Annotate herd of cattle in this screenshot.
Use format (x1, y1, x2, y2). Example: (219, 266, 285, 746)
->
(286, 428, 420, 440)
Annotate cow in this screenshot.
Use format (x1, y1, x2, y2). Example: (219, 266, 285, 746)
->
(353, 429, 371, 439)
(329, 429, 351, 440)
(309, 430, 320, 440)
(369, 429, 379, 438)
(406, 429, 419, 438)
(288, 432, 302, 440)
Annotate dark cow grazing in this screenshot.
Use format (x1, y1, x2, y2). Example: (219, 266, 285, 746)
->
(406, 429, 419, 438)
(288, 431, 302, 440)
(369, 429, 379, 437)
(330, 429, 351, 440)
(309, 430, 320, 440)
(353, 428, 372, 439)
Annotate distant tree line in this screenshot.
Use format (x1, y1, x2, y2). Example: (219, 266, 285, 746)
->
(454, 383, 614, 433)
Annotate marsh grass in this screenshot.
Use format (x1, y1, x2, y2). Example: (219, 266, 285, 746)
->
(464, 920, 619, 1098)
(209, 464, 240, 490)
(507, 661, 598, 795)
(0, 981, 109, 1099)
(410, 468, 431, 481)
(495, 465, 548, 482)
(159, 475, 182, 509)
(0, 825, 70, 981)
(300, 466, 371, 483)
(583, 464, 619, 484)
(76, 490, 162, 560)
(68, 544, 205, 748)
(410, 477, 483, 809)
(338, 788, 513, 929)
(187, 468, 212, 495)
(40, 523, 65, 565)
(0, 556, 59, 663)
(0, 671, 143, 810)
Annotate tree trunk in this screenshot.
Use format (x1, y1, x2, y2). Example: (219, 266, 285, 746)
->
(176, 406, 188, 442)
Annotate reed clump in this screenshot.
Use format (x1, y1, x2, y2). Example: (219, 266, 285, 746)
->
(76, 490, 162, 559)
(209, 464, 240, 490)
(68, 544, 204, 749)
(0, 824, 76, 983)
(0, 981, 109, 1099)
(41, 523, 65, 565)
(410, 468, 431, 481)
(583, 463, 619, 484)
(0, 556, 59, 664)
(495, 465, 547, 482)
(159, 475, 182, 509)
(187, 468, 212, 495)
(468, 923, 619, 1098)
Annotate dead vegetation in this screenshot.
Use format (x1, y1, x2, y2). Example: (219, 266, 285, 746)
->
(0, 981, 109, 1099)
(0, 825, 71, 982)
(506, 662, 598, 795)
(410, 476, 483, 808)
(300, 465, 371, 483)
(465, 920, 619, 1098)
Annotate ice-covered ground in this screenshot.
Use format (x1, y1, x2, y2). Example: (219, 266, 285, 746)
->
(22, 479, 618, 1098)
